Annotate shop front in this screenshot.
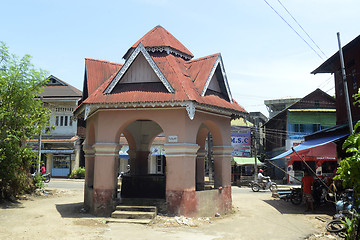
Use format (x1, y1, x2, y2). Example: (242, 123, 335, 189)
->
(271, 134, 347, 184)
(42, 149, 76, 177)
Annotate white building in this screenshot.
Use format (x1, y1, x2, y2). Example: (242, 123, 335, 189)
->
(38, 76, 82, 177)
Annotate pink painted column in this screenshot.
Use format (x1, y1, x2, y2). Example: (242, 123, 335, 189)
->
(164, 143, 199, 217)
(213, 146, 233, 212)
(83, 144, 95, 211)
(92, 143, 121, 216)
(196, 149, 207, 191)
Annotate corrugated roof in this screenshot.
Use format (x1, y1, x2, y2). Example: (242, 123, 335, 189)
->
(78, 26, 247, 116)
(185, 54, 219, 93)
(40, 76, 82, 98)
(288, 109, 336, 112)
(85, 58, 122, 96)
(312, 34, 360, 74)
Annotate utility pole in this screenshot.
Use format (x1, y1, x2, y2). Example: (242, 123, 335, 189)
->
(337, 32, 354, 134)
(37, 133, 42, 173)
(253, 126, 258, 181)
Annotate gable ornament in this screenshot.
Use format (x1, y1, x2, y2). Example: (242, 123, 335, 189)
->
(185, 102, 196, 120)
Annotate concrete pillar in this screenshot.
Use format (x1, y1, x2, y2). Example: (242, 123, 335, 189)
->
(83, 145, 95, 212)
(212, 145, 233, 212)
(46, 153, 53, 175)
(127, 149, 136, 175)
(164, 143, 199, 217)
(92, 143, 121, 216)
(134, 150, 150, 175)
(196, 149, 207, 191)
(73, 141, 81, 171)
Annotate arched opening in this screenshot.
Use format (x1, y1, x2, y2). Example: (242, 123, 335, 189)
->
(117, 119, 166, 199)
(195, 121, 223, 191)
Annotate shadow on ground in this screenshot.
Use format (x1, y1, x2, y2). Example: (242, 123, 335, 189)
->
(263, 198, 337, 216)
(0, 199, 24, 209)
(56, 202, 91, 218)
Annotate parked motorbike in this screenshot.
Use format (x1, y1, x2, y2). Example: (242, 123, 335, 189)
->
(313, 179, 328, 208)
(279, 187, 302, 205)
(250, 177, 277, 192)
(326, 189, 359, 236)
(32, 172, 51, 183)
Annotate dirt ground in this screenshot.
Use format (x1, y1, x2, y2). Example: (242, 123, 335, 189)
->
(0, 185, 344, 240)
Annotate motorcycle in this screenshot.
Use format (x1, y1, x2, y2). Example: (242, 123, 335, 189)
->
(32, 172, 51, 183)
(279, 187, 302, 205)
(250, 177, 277, 192)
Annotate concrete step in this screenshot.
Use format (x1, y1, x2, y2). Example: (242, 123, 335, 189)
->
(111, 205, 157, 221)
(115, 205, 157, 213)
(105, 218, 152, 224)
(111, 210, 156, 219)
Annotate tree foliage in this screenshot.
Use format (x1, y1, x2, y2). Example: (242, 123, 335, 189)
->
(335, 120, 360, 205)
(0, 41, 50, 198)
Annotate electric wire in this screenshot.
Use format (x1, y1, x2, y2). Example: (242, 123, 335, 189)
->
(276, 0, 327, 59)
(262, 0, 325, 60)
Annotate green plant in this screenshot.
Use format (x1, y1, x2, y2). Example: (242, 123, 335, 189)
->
(68, 167, 85, 179)
(342, 213, 359, 240)
(33, 173, 45, 190)
(335, 121, 360, 206)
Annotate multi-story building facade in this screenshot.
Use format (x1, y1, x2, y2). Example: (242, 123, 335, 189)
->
(263, 88, 336, 180)
(37, 75, 82, 177)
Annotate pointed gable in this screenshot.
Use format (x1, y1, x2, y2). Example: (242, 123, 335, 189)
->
(40, 75, 82, 99)
(105, 43, 174, 94)
(291, 88, 336, 109)
(77, 26, 247, 119)
(123, 25, 194, 61)
(186, 54, 233, 103)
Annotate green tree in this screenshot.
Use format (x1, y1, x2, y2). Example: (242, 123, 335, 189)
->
(0, 41, 50, 199)
(335, 121, 360, 204)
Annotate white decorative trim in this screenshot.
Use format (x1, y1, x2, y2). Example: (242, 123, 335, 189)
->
(185, 102, 196, 120)
(104, 43, 174, 94)
(146, 46, 192, 60)
(84, 105, 91, 120)
(80, 100, 246, 121)
(201, 54, 233, 103)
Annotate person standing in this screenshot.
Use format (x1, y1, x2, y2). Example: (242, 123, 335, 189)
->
(301, 170, 314, 212)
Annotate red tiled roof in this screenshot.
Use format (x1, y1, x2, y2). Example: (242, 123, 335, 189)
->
(185, 54, 219, 94)
(85, 58, 122, 96)
(79, 26, 247, 116)
(124, 25, 194, 59)
(82, 53, 246, 114)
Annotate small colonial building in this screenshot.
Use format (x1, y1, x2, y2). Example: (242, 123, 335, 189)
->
(38, 75, 82, 177)
(75, 25, 247, 217)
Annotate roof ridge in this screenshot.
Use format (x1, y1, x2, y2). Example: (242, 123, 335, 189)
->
(85, 58, 122, 66)
(186, 53, 219, 64)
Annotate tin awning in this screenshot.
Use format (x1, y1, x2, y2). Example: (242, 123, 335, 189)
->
(232, 157, 264, 166)
(270, 134, 348, 160)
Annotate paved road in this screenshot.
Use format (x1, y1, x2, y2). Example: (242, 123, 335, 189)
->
(47, 178, 84, 190)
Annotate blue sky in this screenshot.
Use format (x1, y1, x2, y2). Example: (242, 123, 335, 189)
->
(2, 0, 360, 116)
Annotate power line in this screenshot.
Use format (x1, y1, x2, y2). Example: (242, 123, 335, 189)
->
(262, 0, 325, 60)
(276, 0, 327, 59)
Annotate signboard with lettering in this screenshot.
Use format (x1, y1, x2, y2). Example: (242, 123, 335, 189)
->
(168, 135, 178, 143)
(231, 127, 251, 157)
